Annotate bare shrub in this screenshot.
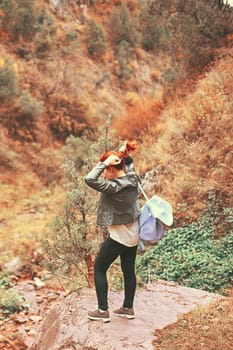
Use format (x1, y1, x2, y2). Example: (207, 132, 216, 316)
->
(43, 119, 118, 288)
(47, 94, 90, 140)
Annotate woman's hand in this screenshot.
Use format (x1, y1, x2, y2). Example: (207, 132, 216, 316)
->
(119, 141, 129, 157)
(103, 154, 121, 167)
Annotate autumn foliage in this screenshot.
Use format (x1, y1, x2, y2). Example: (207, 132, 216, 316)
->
(112, 98, 163, 139)
(0, 2, 232, 348)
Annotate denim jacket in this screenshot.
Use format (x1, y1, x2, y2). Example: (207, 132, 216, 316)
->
(85, 156, 140, 226)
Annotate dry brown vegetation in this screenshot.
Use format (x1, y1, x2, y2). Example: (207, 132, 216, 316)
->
(136, 48, 233, 224)
(112, 97, 164, 138)
(0, 0, 231, 285)
(154, 291, 233, 350)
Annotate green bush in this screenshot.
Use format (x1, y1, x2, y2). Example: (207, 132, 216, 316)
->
(140, 0, 171, 51)
(0, 287, 27, 315)
(0, 272, 28, 316)
(0, 0, 13, 28)
(116, 40, 133, 83)
(0, 89, 44, 141)
(10, 90, 45, 141)
(0, 58, 18, 102)
(34, 12, 57, 57)
(109, 2, 140, 47)
(85, 19, 106, 59)
(1, 0, 38, 41)
(17, 90, 44, 119)
(140, 0, 233, 71)
(136, 204, 233, 293)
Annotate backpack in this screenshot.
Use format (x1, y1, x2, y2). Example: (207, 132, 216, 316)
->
(138, 183, 173, 251)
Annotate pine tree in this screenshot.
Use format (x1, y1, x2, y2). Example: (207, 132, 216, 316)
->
(43, 119, 118, 288)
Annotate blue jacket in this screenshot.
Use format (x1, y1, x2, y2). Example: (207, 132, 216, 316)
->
(85, 157, 140, 226)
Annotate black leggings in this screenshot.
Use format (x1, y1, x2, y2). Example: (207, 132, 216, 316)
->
(94, 237, 138, 311)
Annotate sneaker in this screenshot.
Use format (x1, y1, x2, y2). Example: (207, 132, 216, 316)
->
(113, 307, 135, 319)
(88, 308, 110, 323)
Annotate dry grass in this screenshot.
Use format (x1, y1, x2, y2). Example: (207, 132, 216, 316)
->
(153, 292, 233, 350)
(113, 97, 163, 139)
(0, 169, 65, 263)
(137, 49, 233, 220)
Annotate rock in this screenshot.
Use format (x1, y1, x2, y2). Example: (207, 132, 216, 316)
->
(14, 315, 28, 324)
(4, 257, 23, 274)
(35, 296, 44, 304)
(29, 315, 42, 323)
(49, 0, 67, 16)
(49, 0, 59, 9)
(28, 329, 38, 336)
(16, 281, 37, 311)
(140, 169, 158, 195)
(31, 249, 44, 265)
(33, 277, 45, 289)
(29, 282, 222, 350)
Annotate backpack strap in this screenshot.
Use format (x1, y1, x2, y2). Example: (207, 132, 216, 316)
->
(138, 182, 149, 202)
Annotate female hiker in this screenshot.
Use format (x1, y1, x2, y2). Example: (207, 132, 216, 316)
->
(85, 140, 140, 322)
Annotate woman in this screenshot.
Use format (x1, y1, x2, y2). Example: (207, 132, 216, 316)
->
(85, 141, 140, 322)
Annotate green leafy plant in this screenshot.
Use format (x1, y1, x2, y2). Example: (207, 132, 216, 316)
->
(0, 271, 28, 316)
(136, 199, 233, 293)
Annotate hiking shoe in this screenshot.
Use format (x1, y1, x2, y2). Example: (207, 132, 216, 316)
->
(88, 308, 110, 323)
(113, 307, 135, 319)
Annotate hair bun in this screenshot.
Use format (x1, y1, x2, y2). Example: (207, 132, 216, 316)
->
(126, 140, 137, 152)
(118, 140, 137, 158)
(100, 140, 137, 162)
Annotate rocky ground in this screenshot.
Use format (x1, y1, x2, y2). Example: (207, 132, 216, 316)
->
(0, 257, 67, 350)
(29, 281, 222, 350)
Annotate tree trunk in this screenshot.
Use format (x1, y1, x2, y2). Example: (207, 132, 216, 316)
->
(84, 254, 94, 287)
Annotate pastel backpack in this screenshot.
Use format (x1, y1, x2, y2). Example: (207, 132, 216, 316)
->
(138, 183, 173, 250)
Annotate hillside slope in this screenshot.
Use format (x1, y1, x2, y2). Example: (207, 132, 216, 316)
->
(138, 46, 233, 224)
(0, 0, 232, 259)
(0, 2, 232, 349)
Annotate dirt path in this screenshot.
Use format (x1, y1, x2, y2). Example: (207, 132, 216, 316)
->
(30, 281, 222, 350)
